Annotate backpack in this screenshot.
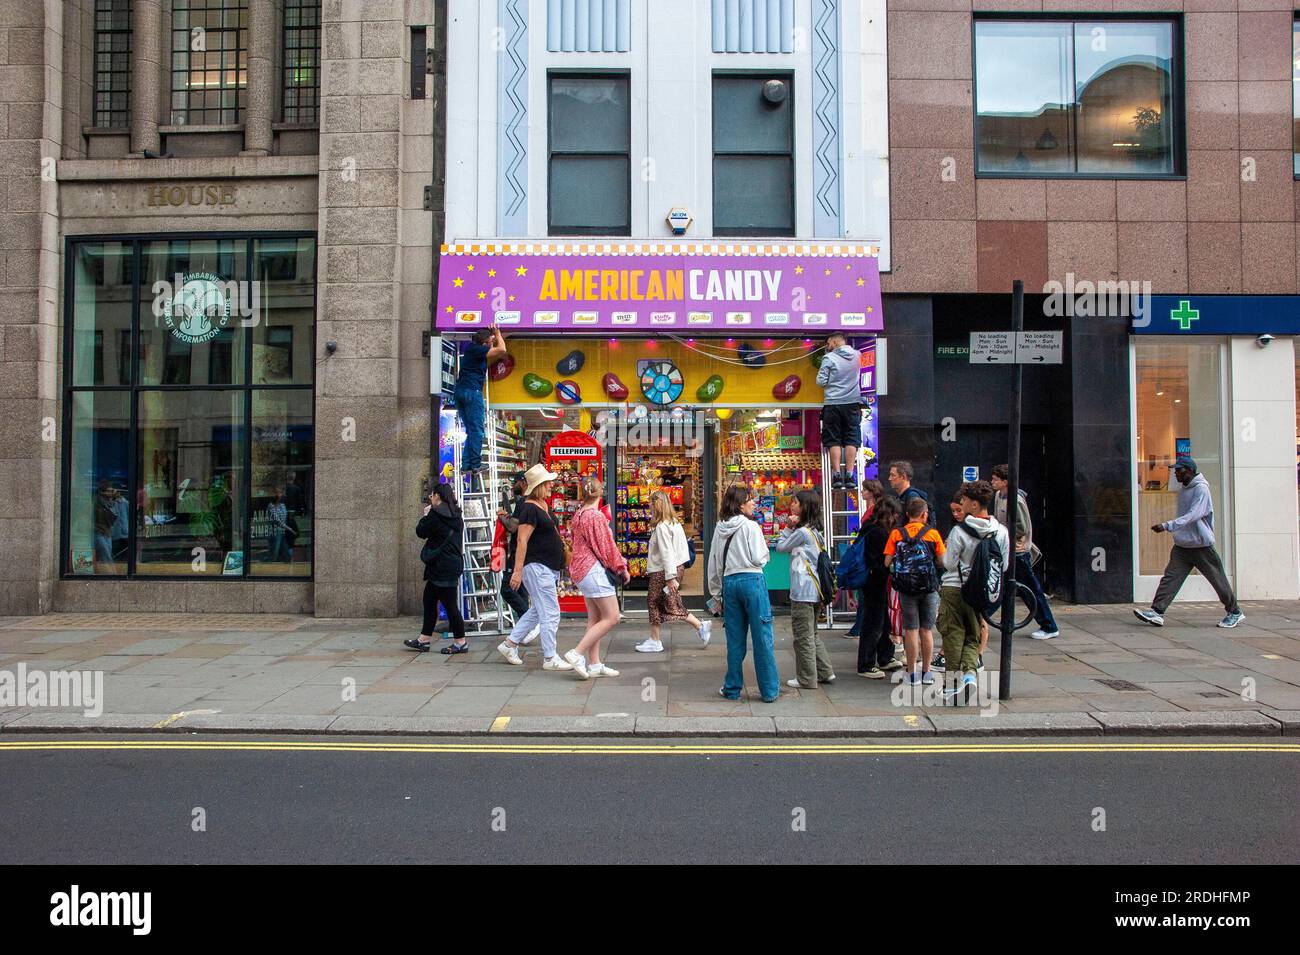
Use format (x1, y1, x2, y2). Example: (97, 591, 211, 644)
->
(891, 525, 938, 596)
(955, 521, 1004, 613)
(684, 537, 697, 569)
(807, 532, 837, 607)
(835, 527, 868, 590)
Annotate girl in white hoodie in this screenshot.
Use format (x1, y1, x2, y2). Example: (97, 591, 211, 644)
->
(636, 491, 712, 653)
(707, 484, 780, 702)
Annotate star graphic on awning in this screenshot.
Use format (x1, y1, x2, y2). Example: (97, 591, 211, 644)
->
(516, 265, 528, 276)
(477, 290, 487, 299)
(856, 278, 865, 286)
(453, 277, 464, 287)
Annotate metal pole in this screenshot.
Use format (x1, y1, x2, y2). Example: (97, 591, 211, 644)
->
(1000, 280, 1024, 701)
(428, 2, 448, 471)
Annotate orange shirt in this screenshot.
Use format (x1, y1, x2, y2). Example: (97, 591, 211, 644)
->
(884, 522, 945, 559)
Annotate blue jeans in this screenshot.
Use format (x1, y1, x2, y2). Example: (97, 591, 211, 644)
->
(1016, 552, 1058, 631)
(721, 572, 779, 702)
(454, 386, 486, 471)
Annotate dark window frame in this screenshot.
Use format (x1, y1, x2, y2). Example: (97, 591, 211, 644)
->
(972, 12, 1187, 180)
(169, 0, 250, 126)
(711, 70, 796, 238)
(92, 0, 133, 129)
(546, 70, 633, 237)
(282, 0, 322, 124)
(60, 231, 318, 582)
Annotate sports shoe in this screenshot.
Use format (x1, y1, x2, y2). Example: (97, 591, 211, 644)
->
(1031, 629, 1059, 640)
(1133, 608, 1164, 627)
(880, 658, 904, 672)
(831, 474, 845, 490)
(962, 672, 979, 702)
(977, 655, 985, 673)
(819, 674, 836, 684)
(719, 687, 740, 700)
(564, 649, 589, 679)
(699, 620, 712, 645)
(787, 678, 812, 689)
(496, 641, 522, 666)
(1217, 611, 1244, 629)
(921, 670, 935, 685)
(858, 666, 885, 679)
(589, 662, 619, 677)
(542, 655, 573, 671)
(907, 671, 921, 685)
(634, 638, 664, 653)
(931, 653, 946, 672)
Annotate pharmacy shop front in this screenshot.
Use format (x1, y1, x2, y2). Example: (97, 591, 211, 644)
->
(435, 244, 884, 609)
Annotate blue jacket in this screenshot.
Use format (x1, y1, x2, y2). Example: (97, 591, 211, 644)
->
(1163, 473, 1215, 548)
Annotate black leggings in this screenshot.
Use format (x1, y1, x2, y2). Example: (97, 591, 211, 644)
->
(856, 574, 893, 672)
(423, 581, 465, 640)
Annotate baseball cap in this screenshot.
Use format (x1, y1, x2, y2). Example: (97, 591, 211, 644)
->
(1171, 456, 1197, 472)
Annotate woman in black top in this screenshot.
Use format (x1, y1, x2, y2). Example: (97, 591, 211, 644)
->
(857, 497, 901, 677)
(406, 483, 467, 654)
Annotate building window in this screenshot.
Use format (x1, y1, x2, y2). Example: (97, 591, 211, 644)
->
(713, 74, 794, 236)
(547, 74, 631, 236)
(282, 0, 321, 124)
(1134, 339, 1228, 579)
(93, 0, 132, 128)
(170, 0, 249, 125)
(1293, 17, 1299, 177)
(62, 235, 317, 580)
(975, 17, 1181, 177)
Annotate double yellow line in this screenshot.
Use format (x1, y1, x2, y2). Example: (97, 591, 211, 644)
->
(0, 740, 1295, 756)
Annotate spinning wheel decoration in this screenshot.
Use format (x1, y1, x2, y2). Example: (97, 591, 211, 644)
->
(639, 360, 684, 406)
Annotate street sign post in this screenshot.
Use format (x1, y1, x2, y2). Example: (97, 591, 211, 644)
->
(969, 330, 1063, 364)
(969, 331, 1015, 363)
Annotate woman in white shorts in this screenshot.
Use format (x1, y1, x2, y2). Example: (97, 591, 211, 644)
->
(564, 476, 630, 679)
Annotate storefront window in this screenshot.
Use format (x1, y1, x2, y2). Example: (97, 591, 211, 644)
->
(1134, 339, 1228, 577)
(63, 234, 315, 579)
(136, 390, 246, 575)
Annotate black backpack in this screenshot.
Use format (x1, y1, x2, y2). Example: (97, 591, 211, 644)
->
(814, 547, 837, 608)
(955, 521, 1004, 613)
(891, 525, 938, 595)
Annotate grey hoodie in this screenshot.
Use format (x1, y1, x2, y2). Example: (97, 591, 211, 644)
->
(775, 525, 824, 603)
(941, 515, 1010, 589)
(816, 344, 861, 404)
(1163, 472, 1216, 548)
(707, 515, 770, 597)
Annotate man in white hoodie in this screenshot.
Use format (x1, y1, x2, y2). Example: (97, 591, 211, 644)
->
(1135, 457, 1242, 629)
(816, 332, 863, 489)
(938, 480, 1009, 699)
(707, 484, 780, 702)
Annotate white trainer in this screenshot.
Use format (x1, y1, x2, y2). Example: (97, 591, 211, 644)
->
(496, 641, 522, 666)
(635, 639, 664, 653)
(1030, 629, 1059, 640)
(542, 654, 573, 671)
(589, 662, 620, 677)
(699, 620, 712, 646)
(564, 649, 589, 679)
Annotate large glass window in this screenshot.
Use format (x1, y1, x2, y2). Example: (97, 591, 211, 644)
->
(282, 0, 321, 124)
(1293, 17, 1299, 177)
(1134, 340, 1228, 578)
(713, 74, 794, 236)
(976, 18, 1180, 177)
(548, 74, 631, 236)
(93, 0, 132, 128)
(63, 234, 316, 579)
(170, 0, 249, 125)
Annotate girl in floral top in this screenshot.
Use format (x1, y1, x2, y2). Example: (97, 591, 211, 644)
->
(564, 476, 630, 679)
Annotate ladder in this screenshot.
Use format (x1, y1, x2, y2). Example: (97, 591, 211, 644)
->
(453, 398, 512, 637)
(820, 448, 865, 629)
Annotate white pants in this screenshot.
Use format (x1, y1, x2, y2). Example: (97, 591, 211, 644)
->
(510, 563, 561, 658)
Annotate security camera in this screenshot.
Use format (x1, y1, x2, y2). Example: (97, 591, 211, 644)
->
(325, 340, 338, 354)
(1256, 334, 1274, 348)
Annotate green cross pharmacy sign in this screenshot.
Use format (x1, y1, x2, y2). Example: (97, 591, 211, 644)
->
(1170, 300, 1199, 331)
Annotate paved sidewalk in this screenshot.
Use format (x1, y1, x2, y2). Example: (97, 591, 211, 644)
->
(2, 601, 1299, 736)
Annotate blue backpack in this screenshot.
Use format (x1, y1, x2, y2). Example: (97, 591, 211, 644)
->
(835, 527, 869, 590)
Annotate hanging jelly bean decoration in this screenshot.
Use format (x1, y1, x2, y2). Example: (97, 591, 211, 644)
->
(523, 373, 554, 398)
(602, 372, 630, 401)
(773, 375, 801, 400)
(696, 374, 725, 402)
(556, 350, 586, 376)
(488, 354, 516, 382)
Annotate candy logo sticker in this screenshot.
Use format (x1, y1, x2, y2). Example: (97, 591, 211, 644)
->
(494, 310, 521, 325)
(687, 311, 713, 325)
(764, 312, 790, 325)
(533, 311, 559, 325)
(840, 312, 866, 327)
(650, 311, 677, 325)
(611, 311, 638, 325)
(802, 312, 828, 326)
(455, 310, 483, 325)
(572, 311, 599, 325)
(725, 311, 752, 326)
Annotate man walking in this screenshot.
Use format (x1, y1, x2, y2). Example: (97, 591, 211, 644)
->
(991, 464, 1059, 640)
(496, 471, 531, 622)
(816, 331, 863, 489)
(1134, 458, 1243, 629)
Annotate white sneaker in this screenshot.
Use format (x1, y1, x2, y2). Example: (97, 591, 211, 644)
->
(1030, 629, 1059, 640)
(589, 662, 620, 677)
(564, 649, 589, 679)
(496, 641, 522, 666)
(699, 620, 712, 646)
(1133, 608, 1164, 627)
(635, 639, 664, 653)
(542, 655, 573, 671)
(786, 678, 811, 689)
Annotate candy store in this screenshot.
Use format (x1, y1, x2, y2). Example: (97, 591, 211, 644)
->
(434, 244, 885, 610)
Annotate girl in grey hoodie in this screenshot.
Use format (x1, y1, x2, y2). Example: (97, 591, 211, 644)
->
(708, 484, 780, 702)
